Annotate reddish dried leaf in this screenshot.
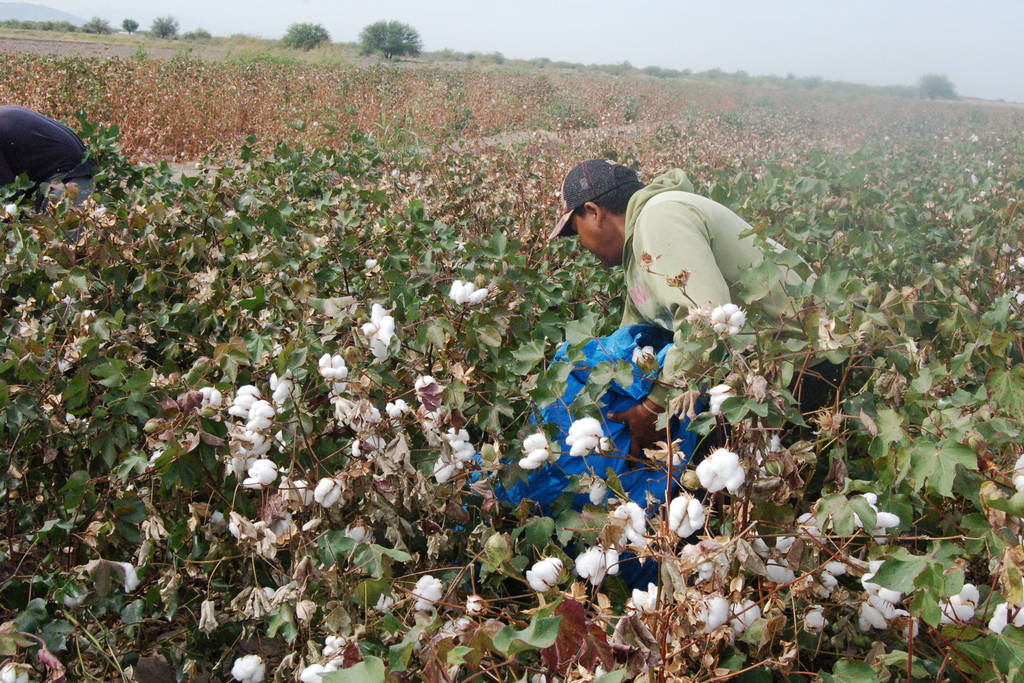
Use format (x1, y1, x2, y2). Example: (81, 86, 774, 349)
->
(540, 600, 613, 674)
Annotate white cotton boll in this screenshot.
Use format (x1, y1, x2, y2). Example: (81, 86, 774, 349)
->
(3, 204, 17, 218)
(386, 399, 409, 419)
(199, 386, 223, 408)
(374, 593, 395, 612)
(433, 459, 459, 484)
(413, 575, 444, 611)
(230, 654, 265, 682)
(300, 663, 338, 683)
(797, 513, 825, 542)
(318, 353, 349, 382)
(988, 602, 1024, 633)
(815, 571, 838, 598)
(775, 536, 795, 553)
(468, 287, 489, 305)
(229, 385, 261, 419)
(575, 546, 619, 586)
(242, 458, 278, 489)
(589, 479, 607, 504)
(858, 597, 894, 632)
(667, 494, 705, 538)
(751, 536, 770, 558)
(823, 561, 846, 576)
(695, 448, 746, 493)
(323, 635, 346, 658)
(710, 303, 747, 337)
(765, 560, 795, 584)
(566, 417, 604, 457)
(940, 583, 980, 624)
(730, 599, 761, 635)
(119, 562, 140, 592)
(519, 431, 551, 470)
(245, 400, 275, 432)
(466, 594, 487, 615)
(448, 280, 469, 304)
(290, 479, 314, 507)
(874, 511, 901, 529)
(708, 384, 735, 416)
(612, 501, 648, 547)
(364, 258, 378, 269)
(314, 478, 342, 508)
(345, 522, 374, 544)
(0, 663, 28, 683)
(700, 595, 730, 633)
(630, 582, 659, 614)
(269, 371, 293, 406)
(804, 605, 827, 634)
(526, 557, 563, 592)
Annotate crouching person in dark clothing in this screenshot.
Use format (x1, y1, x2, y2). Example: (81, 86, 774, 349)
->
(0, 105, 95, 212)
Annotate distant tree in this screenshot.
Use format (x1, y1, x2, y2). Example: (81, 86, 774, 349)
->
(359, 20, 422, 59)
(919, 73, 958, 99)
(282, 23, 330, 50)
(151, 16, 179, 39)
(82, 16, 113, 34)
(122, 19, 139, 34)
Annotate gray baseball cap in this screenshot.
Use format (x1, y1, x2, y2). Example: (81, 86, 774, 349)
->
(549, 159, 641, 240)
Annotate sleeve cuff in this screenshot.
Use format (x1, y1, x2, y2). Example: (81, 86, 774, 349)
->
(646, 382, 670, 408)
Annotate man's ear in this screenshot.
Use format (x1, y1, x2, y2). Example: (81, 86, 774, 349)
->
(580, 201, 601, 220)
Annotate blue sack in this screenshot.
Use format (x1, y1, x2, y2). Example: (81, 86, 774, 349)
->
(496, 324, 701, 587)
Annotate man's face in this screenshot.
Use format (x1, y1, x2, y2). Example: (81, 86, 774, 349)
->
(571, 204, 624, 267)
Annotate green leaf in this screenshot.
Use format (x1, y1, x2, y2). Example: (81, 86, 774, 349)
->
(988, 365, 1024, 417)
(871, 550, 928, 593)
(593, 671, 627, 683)
(388, 625, 423, 672)
(446, 645, 473, 666)
(523, 517, 555, 546)
(322, 656, 386, 682)
(492, 613, 562, 655)
(820, 660, 877, 683)
(848, 495, 876, 532)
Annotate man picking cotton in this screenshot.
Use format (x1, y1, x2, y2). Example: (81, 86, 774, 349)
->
(550, 159, 815, 461)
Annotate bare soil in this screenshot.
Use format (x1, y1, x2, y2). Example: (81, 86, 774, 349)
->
(0, 35, 223, 60)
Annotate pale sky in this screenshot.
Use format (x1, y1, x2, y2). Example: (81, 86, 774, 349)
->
(30, 0, 1024, 102)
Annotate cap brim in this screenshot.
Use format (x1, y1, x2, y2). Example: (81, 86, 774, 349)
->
(549, 210, 575, 240)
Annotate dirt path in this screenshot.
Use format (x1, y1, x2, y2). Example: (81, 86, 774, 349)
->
(0, 34, 222, 60)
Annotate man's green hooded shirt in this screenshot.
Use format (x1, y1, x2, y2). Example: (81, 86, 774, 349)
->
(620, 169, 802, 406)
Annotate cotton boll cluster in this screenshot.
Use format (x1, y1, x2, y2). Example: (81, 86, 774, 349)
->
(695, 448, 745, 493)
(433, 428, 475, 484)
(414, 375, 444, 423)
(939, 584, 979, 624)
(374, 593, 395, 612)
(448, 280, 490, 306)
(566, 417, 611, 457)
(360, 304, 396, 360)
(318, 353, 348, 383)
(3, 203, 17, 218)
(245, 400, 275, 432)
(519, 431, 551, 470)
(710, 303, 746, 337)
(351, 434, 386, 459)
(680, 540, 726, 585)
(667, 493, 705, 538)
(708, 384, 735, 416)
(989, 601, 1024, 633)
(588, 478, 607, 504)
(813, 561, 846, 599)
(385, 399, 409, 425)
(765, 560, 795, 584)
(313, 477, 342, 508)
(242, 458, 278, 489)
(322, 635, 347, 658)
(611, 501, 648, 547)
(852, 493, 901, 542)
(269, 370, 293, 406)
(199, 386, 223, 409)
(281, 478, 314, 507)
(412, 575, 444, 611)
(526, 557, 563, 592)
(628, 582, 659, 614)
(575, 545, 619, 586)
(230, 654, 265, 682)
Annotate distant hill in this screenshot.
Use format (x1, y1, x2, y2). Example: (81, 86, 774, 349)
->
(0, 2, 82, 24)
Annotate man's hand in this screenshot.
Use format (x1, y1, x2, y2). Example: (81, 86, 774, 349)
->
(608, 398, 664, 468)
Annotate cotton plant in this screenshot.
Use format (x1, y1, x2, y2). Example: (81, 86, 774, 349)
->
(525, 557, 563, 592)
(360, 303, 397, 360)
(565, 417, 612, 457)
(695, 448, 746, 493)
(448, 279, 490, 306)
